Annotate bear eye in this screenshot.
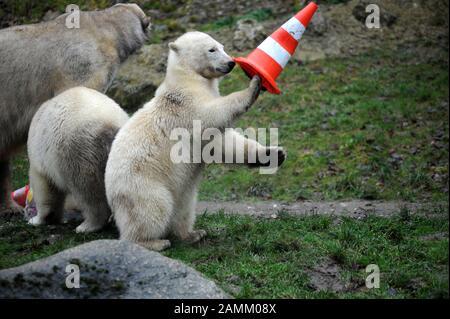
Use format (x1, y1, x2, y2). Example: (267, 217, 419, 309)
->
(209, 48, 216, 53)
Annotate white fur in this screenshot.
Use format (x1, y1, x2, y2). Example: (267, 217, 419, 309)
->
(28, 87, 129, 232)
(105, 32, 283, 251)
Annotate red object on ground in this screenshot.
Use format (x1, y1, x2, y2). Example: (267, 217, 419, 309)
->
(11, 185, 30, 207)
(234, 2, 318, 94)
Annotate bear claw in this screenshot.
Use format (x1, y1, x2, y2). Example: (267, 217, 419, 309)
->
(185, 229, 207, 244)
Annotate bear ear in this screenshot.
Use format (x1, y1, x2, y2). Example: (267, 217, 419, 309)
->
(169, 42, 179, 53)
(142, 16, 151, 29)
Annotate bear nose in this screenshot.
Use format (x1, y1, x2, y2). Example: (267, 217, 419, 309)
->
(228, 61, 236, 70)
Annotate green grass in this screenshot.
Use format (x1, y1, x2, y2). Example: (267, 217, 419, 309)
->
(11, 152, 29, 191)
(1, 210, 448, 298)
(199, 8, 275, 31)
(199, 48, 449, 202)
(0, 217, 117, 270)
(166, 211, 448, 298)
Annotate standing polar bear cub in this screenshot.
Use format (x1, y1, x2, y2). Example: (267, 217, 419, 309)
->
(28, 87, 129, 233)
(105, 32, 286, 251)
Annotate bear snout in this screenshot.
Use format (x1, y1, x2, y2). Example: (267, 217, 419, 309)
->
(218, 61, 236, 74)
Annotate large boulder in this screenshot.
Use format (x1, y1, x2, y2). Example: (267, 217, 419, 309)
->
(0, 240, 228, 299)
(107, 44, 167, 111)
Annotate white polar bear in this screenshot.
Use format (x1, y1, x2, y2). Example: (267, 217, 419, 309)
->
(27, 87, 129, 233)
(105, 31, 286, 251)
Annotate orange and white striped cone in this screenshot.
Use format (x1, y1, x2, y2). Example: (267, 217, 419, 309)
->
(11, 184, 30, 208)
(234, 2, 318, 94)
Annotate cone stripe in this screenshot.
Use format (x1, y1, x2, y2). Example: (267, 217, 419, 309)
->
(294, 2, 318, 27)
(258, 36, 291, 68)
(249, 49, 284, 79)
(270, 28, 298, 55)
(281, 17, 306, 41)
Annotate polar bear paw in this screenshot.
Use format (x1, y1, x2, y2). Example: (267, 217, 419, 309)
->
(246, 76, 262, 110)
(276, 147, 287, 167)
(138, 239, 171, 252)
(185, 229, 207, 244)
(28, 215, 45, 226)
(249, 147, 287, 168)
(75, 220, 104, 233)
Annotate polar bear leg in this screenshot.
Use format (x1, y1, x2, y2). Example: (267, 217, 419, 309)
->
(28, 167, 65, 226)
(75, 200, 110, 233)
(223, 130, 286, 168)
(170, 185, 207, 243)
(201, 76, 261, 128)
(114, 182, 174, 251)
(64, 194, 80, 212)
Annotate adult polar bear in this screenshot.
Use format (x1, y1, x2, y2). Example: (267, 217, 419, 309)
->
(0, 3, 150, 215)
(105, 32, 286, 251)
(28, 87, 129, 233)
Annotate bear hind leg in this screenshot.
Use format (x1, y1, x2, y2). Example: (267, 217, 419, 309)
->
(115, 183, 174, 251)
(170, 186, 207, 244)
(28, 167, 65, 225)
(75, 200, 110, 233)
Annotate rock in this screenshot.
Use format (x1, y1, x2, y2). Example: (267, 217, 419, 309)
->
(419, 232, 448, 241)
(226, 284, 242, 295)
(232, 19, 266, 52)
(184, 0, 293, 25)
(308, 9, 327, 36)
(296, 48, 326, 62)
(388, 287, 397, 296)
(0, 240, 228, 299)
(42, 10, 61, 22)
(107, 44, 167, 111)
(352, 1, 397, 27)
(292, 33, 343, 63)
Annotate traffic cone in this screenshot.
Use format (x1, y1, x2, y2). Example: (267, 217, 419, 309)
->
(11, 184, 30, 208)
(234, 2, 318, 94)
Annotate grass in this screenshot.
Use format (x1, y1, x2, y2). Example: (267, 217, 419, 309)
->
(199, 8, 275, 31)
(0, 218, 117, 271)
(0, 209, 448, 298)
(199, 47, 449, 202)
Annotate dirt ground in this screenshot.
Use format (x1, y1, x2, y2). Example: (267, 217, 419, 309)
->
(197, 200, 447, 218)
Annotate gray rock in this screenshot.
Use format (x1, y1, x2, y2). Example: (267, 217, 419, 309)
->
(352, 1, 397, 27)
(308, 9, 327, 36)
(294, 46, 326, 63)
(232, 19, 266, 52)
(107, 44, 167, 111)
(184, 0, 293, 24)
(42, 10, 61, 22)
(0, 240, 229, 299)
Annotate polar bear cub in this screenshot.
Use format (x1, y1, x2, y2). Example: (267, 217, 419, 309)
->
(27, 87, 129, 233)
(105, 31, 286, 251)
